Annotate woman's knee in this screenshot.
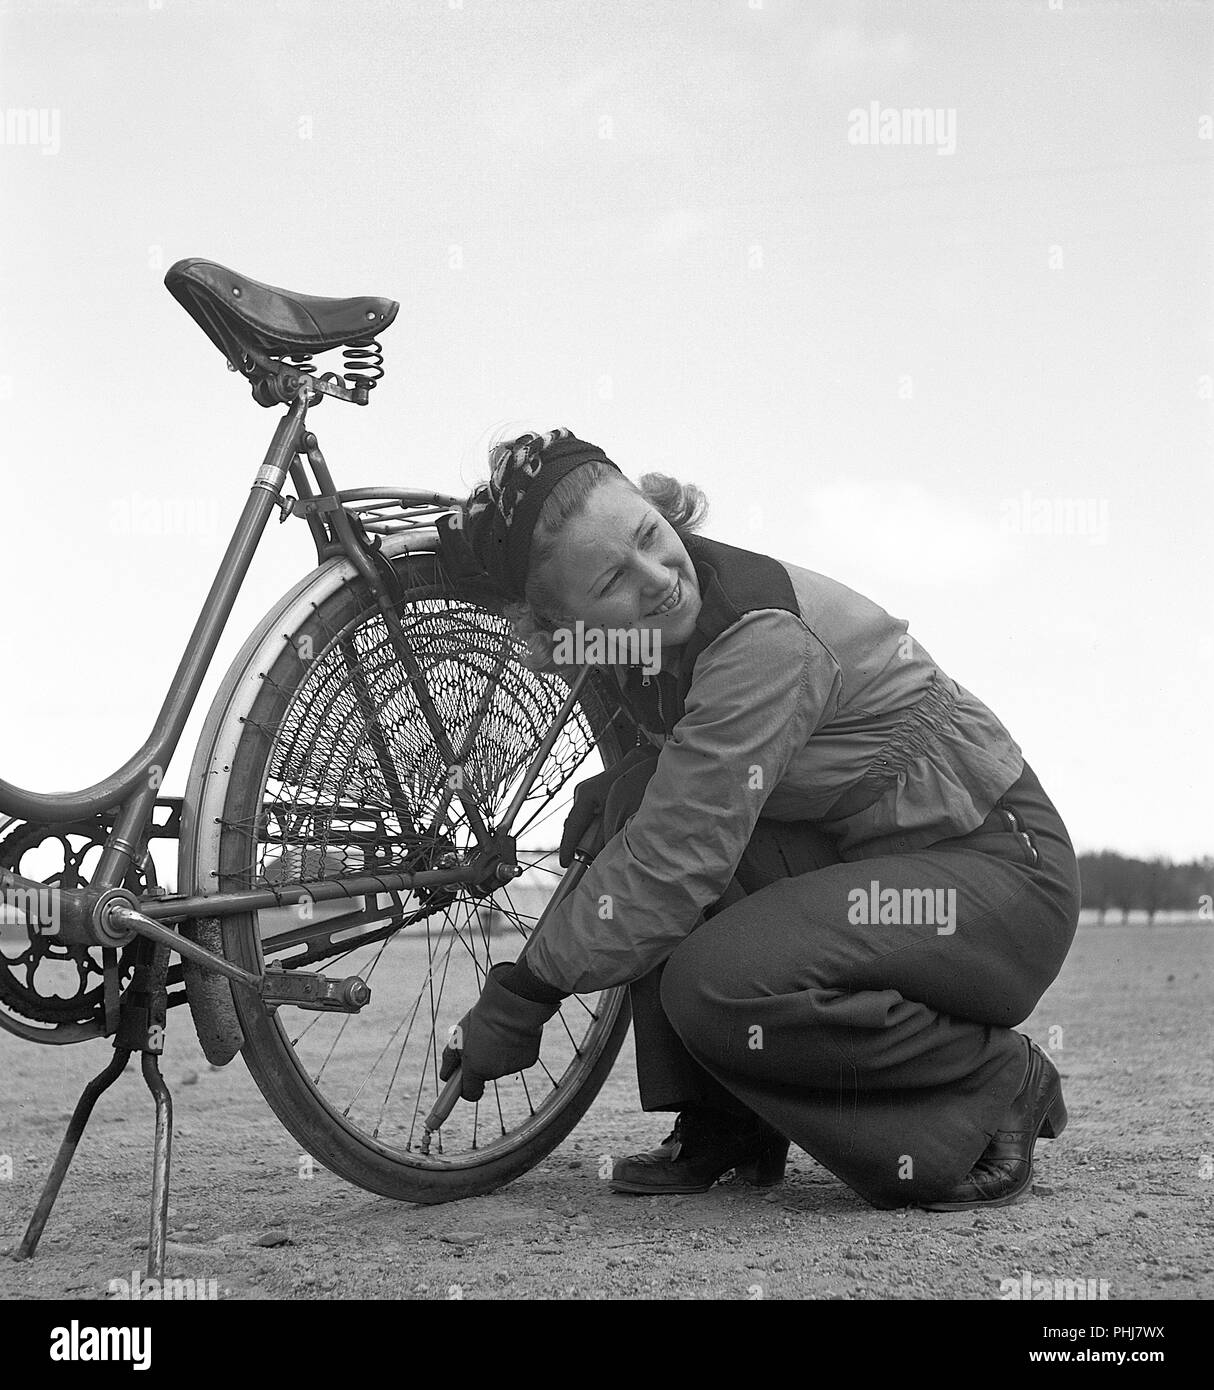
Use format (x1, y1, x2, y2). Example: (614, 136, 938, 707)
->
(656, 904, 784, 1049)
(657, 923, 736, 1045)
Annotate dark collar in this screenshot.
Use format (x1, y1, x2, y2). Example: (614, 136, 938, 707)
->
(680, 533, 745, 673)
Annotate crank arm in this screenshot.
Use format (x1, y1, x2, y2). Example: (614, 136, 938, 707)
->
(100, 903, 369, 1013)
(102, 903, 262, 987)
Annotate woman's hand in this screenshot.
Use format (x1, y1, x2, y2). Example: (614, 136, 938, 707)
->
(558, 744, 660, 867)
(439, 963, 562, 1102)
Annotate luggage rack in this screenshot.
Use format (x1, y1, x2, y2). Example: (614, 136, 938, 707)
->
(282, 487, 462, 535)
(335, 489, 461, 536)
(278, 481, 468, 565)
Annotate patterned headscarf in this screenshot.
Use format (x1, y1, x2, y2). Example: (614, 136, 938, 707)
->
(463, 428, 621, 599)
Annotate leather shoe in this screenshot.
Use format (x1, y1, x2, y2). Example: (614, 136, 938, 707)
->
(921, 1037, 1067, 1211)
(610, 1108, 790, 1195)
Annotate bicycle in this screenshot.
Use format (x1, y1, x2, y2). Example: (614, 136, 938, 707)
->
(0, 258, 637, 1276)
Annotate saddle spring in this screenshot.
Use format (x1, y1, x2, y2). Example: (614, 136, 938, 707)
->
(277, 340, 385, 399)
(341, 338, 385, 393)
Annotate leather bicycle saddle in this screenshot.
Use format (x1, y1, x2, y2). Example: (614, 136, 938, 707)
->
(165, 257, 399, 360)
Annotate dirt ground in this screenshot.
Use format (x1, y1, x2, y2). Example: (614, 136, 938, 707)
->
(1, 919, 1210, 1302)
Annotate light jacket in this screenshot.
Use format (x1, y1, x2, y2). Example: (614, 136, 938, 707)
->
(522, 532, 1024, 997)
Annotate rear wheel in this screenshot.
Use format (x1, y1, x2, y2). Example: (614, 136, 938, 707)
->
(190, 552, 632, 1202)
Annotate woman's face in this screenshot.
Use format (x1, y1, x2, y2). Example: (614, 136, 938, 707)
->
(534, 481, 702, 650)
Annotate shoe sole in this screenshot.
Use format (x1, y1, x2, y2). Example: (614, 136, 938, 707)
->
(609, 1179, 717, 1195)
(919, 1087, 1068, 1213)
(609, 1166, 786, 1197)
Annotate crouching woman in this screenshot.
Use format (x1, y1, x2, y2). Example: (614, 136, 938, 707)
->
(440, 428, 1081, 1212)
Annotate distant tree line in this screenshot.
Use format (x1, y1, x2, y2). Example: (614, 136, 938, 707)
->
(1078, 852, 1213, 924)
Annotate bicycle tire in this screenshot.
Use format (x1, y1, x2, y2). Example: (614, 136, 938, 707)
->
(185, 546, 633, 1203)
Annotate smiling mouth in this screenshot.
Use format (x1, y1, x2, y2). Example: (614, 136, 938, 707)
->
(644, 576, 681, 618)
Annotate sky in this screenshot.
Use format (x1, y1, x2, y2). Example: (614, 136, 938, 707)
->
(0, 0, 1211, 861)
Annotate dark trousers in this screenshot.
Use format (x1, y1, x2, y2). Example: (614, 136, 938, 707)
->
(600, 757, 1082, 1207)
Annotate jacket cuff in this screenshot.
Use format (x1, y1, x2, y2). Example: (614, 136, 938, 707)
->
(494, 958, 568, 1007)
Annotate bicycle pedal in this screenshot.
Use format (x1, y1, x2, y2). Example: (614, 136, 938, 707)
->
(260, 965, 371, 1013)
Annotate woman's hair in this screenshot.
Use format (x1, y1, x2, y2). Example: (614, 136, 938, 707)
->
(473, 436, 709, 673)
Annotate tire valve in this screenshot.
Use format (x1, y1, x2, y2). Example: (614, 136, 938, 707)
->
(420, 1069, 463, 1154)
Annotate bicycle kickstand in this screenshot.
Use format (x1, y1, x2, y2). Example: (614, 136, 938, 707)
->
(11, 936, 176, 1282)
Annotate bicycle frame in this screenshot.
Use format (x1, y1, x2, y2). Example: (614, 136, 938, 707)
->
(4, 273, 632, 1284)
(0, 381, 596, 936)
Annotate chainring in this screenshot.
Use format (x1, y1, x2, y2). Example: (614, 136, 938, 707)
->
(0, 815, 150, 1030)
